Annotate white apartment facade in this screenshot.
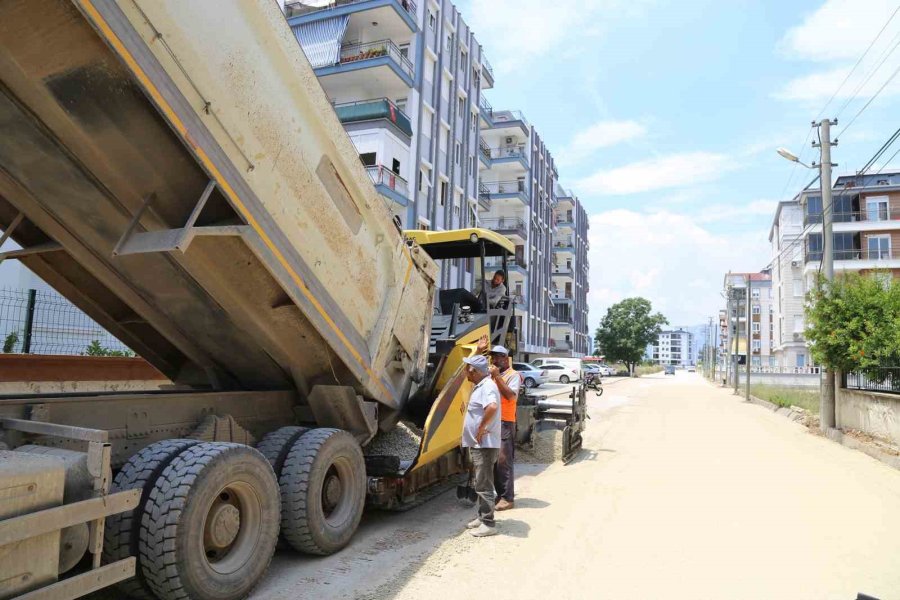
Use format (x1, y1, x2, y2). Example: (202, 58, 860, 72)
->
(722, 271, 775, 371)
(650, 329, 694, 367)
(769, 198, 810, 369)
(284, 0, 492, 290)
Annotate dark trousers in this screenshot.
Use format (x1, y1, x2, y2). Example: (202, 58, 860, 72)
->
(470, 448, 499, 527)
(494, 421, 516, 502)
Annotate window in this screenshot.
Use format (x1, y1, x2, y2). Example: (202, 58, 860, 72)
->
(751, 288, 760, 299)
(419, 165, 431, 192)
(793, 314, 804, 333)
(751, 356, 761, 366)
(806, 195, 823, 223)
(455, 142, 461, 165)
(807, 233, 823, 261)
(867, 234, 891, 260)
(796, 354, 806, 368)
(445, 33, 453, 53)
(752, 323, 761, 333)
(440, 180, 448, 207)
(359, 152, 376, 167)
(752, 305, 761, 315)
(458, 96, 465, 116)
(471, 112, 478, 131)
(428, 11, 435, 30)
(834, 232, 859, 260)
(752, 340, 761, 351)
(391, 158, 401, 175)
(793, 278, 803, 297)
(424, 56, 436, 84)
(394, 97, 407, 112)
(399, 43, 410, 59)
(866, 197, 889, 221)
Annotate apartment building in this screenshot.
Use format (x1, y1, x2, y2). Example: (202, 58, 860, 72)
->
(477, 109, 555, 358)
(800, 171, 900, 285)
(549, 187, 590, 357)
(722, 271, 775, 370)
(649, 329, 694, 367)
(284, 0, 492, 290)
(769, 197, 810, 369)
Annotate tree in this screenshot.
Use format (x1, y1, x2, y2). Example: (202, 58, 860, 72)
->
(594, 298, 668, 376)
(84, 340, 135, 358)
(806, 273, 900, 377)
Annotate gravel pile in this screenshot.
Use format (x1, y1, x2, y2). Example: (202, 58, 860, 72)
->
(516, 427, 563, 464)
(364, 421, 424, 461)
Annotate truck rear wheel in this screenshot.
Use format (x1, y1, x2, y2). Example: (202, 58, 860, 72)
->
(139, 442, 280, 600)
(256, 426, 309, 477)
(104, 438, 200, 600)
(279, 428, 365, 555)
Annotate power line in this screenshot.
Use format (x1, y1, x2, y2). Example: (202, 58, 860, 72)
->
(820, 3, 900, 120)
(838, 58, 900, 137)
(834, 27, 900, 120)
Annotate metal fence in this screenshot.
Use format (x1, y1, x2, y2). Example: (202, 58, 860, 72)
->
(0, 288, 132, 356)
(845, 368, 900, 395)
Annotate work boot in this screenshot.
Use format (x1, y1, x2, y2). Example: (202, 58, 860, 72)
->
(466, 518, 481, 529)
(469, 523, 498, 537)
(495, 499, 514, 511)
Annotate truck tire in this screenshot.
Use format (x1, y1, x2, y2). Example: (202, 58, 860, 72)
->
(279, 428, 365, 555)
(255, 426, 309, 477)
(104, 438, 200, 600)
(139, 442, 280, 600)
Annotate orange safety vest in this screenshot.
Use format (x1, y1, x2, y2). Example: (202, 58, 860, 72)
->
(499, 368, 521, 423)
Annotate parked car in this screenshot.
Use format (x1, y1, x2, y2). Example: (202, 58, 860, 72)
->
(512, 362, 547, 389)
(542, 363, 580, 384)
(687, 365, 696, 372)
(598, 364, 615, 377)
(531, 357, 583, 381)
(583, 364, 601, 375)
(664, 365, 676, 375)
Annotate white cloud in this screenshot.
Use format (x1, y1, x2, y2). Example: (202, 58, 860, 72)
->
(779, 0, 900, 62)
(556, 120, 647, 166)
(465, 0, 650, 74)
(574, 152, 734, 195)
(774, 0, 900, 104)
(587, 210, 771, 329)
(694, 199, 779, 224)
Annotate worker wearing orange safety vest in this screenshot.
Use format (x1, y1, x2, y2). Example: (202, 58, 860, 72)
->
(488, 345, 521, 510)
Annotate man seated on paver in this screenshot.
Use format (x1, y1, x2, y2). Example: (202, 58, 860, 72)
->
(461, 353, 501, 537)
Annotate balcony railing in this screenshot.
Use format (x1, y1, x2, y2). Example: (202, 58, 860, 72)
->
(804, 210, 900, 226)
(487, 144, 527, 161)
(552, 266, 573, 276)
(333, 98, 412, 137)
(480, 180, 527, 196)
(480, 217, 527, 239)
(285, 0, 417, 19)
(551, 290, 574, 300)
(366, 165, 408, 198)
(549, 339, 573, 350)
(338, 40, 414, 80)
(490, 110, 529, 128)
(553, 239, 575, 249)
(482, 55, 494, 80)
(479, 138, 491, 162)
(806, 248, 896, 262)
(479, 95, 493, 117)
(485, 257, 528, 270)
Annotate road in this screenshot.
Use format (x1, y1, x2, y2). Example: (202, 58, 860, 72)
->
(252, 372, 900, 600)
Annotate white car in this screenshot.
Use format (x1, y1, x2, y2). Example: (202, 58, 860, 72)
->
(541, 364, 580, 384)
(598, 365, 615, 377)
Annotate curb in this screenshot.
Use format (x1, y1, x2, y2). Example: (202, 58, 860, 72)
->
(744, 393, 900, 471)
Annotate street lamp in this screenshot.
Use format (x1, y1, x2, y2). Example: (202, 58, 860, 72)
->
(776, 147, 814, 169)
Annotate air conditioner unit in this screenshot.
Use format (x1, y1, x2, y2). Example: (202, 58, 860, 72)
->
(791, 260, 799, 267)
(793, 333, 801, 341)
(505, 137, 513, 144)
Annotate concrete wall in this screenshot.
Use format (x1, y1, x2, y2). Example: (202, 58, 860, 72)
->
(714, 369, 819, 387)
(837, 387, 900, 445)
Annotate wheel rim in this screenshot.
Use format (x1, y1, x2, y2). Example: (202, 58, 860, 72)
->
(320, 458, 355, 527)
(561, 376, 569, 384)
(525, 378, 534, 388)
(202, 482, 262, 575)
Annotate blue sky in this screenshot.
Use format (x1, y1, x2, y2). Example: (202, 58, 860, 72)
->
(458, 0, 900, 329)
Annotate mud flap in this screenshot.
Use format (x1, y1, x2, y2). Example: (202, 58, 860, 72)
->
(307, 385, 378, 444)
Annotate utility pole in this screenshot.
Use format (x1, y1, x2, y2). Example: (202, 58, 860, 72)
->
(734, 288, 741, 395)
(708, 316, 714, 380)
(745, 278, 752, 402)
(814, 118, 837, 430)
(725, 288, 733, 387)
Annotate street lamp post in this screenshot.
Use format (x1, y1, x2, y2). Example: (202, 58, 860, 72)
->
(776, 119, 837, 429)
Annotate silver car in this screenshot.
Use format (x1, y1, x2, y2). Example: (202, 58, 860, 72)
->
(512, 362, 547, 389)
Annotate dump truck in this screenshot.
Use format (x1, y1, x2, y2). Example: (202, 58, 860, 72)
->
(0, 1, 522, 599)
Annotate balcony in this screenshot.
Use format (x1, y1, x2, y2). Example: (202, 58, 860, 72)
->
(551, 290, 574, 303)
(486, 144, 529, 170)
(485, 109, 529, 136)
(805, 247, 897, 263)
(366, 165, 409, 206)
(549, 339, 574, 352)
(804, 208, 900, 228)
(482, 55, 495, 88)
(478, 137, 491, 166)
(485, 257, 528, 275)
(285, 0, 417, 31)
(553, 238, 575, 253)
(315, 40, 414, 92)
(479, 95, 493, 124)
(480, 217, 527, 242)
(556, 188, 575, 204)
(334, 98, 412, 138)
(554, 211, 574, 229)
(479, 180, 529, 205)
(552, 265, 574, 277)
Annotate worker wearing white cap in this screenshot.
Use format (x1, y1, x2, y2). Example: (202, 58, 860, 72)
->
(461, 353, 501, 537)
(489, 345, 521, 510)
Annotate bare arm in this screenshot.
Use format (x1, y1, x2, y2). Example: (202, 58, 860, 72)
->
(492, 368, 516, 400)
